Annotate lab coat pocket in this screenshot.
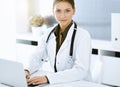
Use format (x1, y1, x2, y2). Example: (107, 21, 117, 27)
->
(66, 56, 74, 69)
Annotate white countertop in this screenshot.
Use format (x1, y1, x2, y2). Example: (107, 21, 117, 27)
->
(92, 39, 120, 52)
(0, 80, 110, 87)
(16, 33, 120, 52)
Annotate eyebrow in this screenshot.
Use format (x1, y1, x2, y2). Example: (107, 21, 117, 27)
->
(56, 8, 72, 10)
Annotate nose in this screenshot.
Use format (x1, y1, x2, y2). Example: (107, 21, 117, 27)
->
(60, 11, 66, 18)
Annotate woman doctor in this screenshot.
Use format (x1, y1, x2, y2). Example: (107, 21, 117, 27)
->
(25, 0, 91, 86)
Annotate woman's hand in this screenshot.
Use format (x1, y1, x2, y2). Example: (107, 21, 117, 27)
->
(25, 70, 30, 80)
(27, 76, 49, 86)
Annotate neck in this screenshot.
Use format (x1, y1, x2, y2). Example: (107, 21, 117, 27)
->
(60, 21, 73, 32)
(60, 26, 66, 33)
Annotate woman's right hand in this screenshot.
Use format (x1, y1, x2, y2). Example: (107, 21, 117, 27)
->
(25, 70, 30, 80)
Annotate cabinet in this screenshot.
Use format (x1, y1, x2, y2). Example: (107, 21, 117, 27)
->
(92, 40, 120, 86)
(16, 33, 38, 65)
(92, 40, 120, 57)
(111, 13, 120, 49)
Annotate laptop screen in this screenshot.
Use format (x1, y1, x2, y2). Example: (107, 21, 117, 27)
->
(0, 59, 27, 87)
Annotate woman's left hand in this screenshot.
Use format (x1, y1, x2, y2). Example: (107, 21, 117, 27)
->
(27, 76, 48, 86)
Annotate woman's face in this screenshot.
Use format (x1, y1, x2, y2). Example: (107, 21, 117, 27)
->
(53, 1, 75, 28)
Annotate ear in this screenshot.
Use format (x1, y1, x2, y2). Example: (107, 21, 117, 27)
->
(73, 8, 76, 15)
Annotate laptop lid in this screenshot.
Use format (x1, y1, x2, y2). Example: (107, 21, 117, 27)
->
(0, 59, 27, 87)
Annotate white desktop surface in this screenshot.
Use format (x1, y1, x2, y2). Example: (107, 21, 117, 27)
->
(0, 80, 110, 87)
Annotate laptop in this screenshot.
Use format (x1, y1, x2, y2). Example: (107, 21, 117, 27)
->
(0, 59, 28, 87)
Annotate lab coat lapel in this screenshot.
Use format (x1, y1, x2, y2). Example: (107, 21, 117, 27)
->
(57, 24, 75, 55)
(47, 33, 56, 62)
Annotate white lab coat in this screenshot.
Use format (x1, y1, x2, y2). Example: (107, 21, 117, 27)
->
(25, 22, 91, 84)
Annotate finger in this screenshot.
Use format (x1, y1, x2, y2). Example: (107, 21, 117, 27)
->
(34, 81, 41, 85)
(32, 77, 45, 85)
(26, 75, 30, 79)
(28, 77, 37, 85)
(28, 76, 45, 85)
(28, 81, 39, 86)
(25, 71, 30, 79)
(27, 79, 34, 85)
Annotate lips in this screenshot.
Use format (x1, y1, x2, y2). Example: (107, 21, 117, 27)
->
(60, 20, 67, 22)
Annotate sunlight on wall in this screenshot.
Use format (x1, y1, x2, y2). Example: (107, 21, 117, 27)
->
(0, 0, 16, 60)
(39, 0, 53, 16)
(32, 0, 53, 17)
(16, 0, 29, 33)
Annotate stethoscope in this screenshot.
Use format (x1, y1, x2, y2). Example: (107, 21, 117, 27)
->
(46, 22, 77, 57)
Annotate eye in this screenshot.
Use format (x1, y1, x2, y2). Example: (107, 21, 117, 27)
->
(56, 9, 61, 13)
(65, 9, 71, 13)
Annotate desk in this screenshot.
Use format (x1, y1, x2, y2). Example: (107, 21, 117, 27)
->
(43, 81, 111, 87)
(0, 80, 110, 87)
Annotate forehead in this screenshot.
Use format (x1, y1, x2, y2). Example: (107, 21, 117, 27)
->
(54, 1, 73, 9)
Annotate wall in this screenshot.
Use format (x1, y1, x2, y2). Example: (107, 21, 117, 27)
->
(0, 0, 16, 60)
(16, 0, 120, 40)
(73, 0, 120, 40)
(16, 0, 29, 33)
